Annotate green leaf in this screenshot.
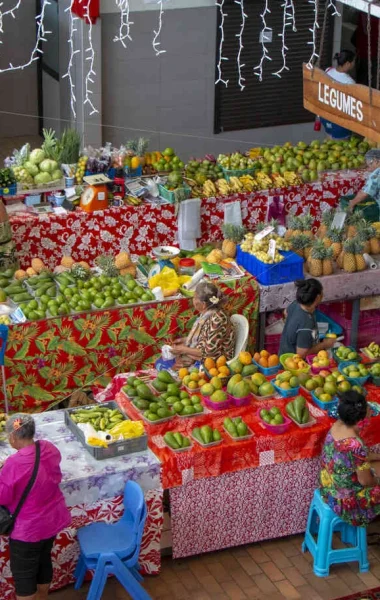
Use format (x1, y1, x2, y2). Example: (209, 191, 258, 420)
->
(74, 375, 86, 388)
(61, 340, 86, 356)
(156, 320, 170, 339)
(38, 367, 51, 379)
(53, 378, 68, 392)
(108, 329, 118, 344)
(126, 329, 155, 346)
(119, 327, 131, 340)
(73, 319, 86, 333)
(86, 330, 102, 349)
(35, 340, 46, 353)
(47, 336, 60, 352)
(144, 309, 156, 322)
(14, 341, 30, 360)
(75, 366, 91, 376)
(12, 382, 24, 396)
(23, 386, 55, 402)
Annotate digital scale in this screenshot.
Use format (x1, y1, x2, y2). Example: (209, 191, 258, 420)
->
(80, 174, 112, 212)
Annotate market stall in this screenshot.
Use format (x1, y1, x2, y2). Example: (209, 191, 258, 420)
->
(0, 410, 163, 599)
(0, 274, 259, 412)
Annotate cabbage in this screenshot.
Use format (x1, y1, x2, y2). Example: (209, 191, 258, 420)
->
(49, 160, 58, 172)
(24, 161, 39, 177)
(51, 169, 63, 181)
(34, 172, 52, 185)
(40, 159, 55, 173)
(29, 148, 45, 165)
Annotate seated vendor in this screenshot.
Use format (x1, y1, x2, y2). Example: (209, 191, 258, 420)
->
(171, 281, 236, 368)
(279, 279, 335, 359)
(320, 391, 380, 526)
(349, 149, 380, 215)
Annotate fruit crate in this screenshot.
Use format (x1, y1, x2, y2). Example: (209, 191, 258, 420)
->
(306, 354, 335, 374)
(164, 440, 193, 453)
(311, 391, 338, 411)
(223, 424, 254, 442)
(124, 165, 142, 178)
(286, 413, 317, 429)
(203, 366, 230, 387)
(280, 353, 311, 376)
(236, 247, 304, 285)
(272, 382, 300, 398)
(64, 401, 148, 460)
(256, 407, 291, 434)
(252, 359, 280, 377)
(338, 362, 370, 386)
(202, 395, 231, 411)
(220, 166, 256, 181)
(332, 346, 361, 366)
(227, 393, 252, 407)
(0, 183, 17, 197)
(158, 183, 191, 205)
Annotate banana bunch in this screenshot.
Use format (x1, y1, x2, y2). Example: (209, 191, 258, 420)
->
(191, 186, 204, 198)
(125, 195, 142, 206)
(203, 180, 217, 196)
(228, 176, 244, 193)
(216, 179, 231, 196)
(272, 174, 287, 188)
(248, 148, 262, 159)
(284, 171, 303, 186)
(256, 171, 273, 190)
(364, 341, 380, 359)
(239, 174, 258, 191)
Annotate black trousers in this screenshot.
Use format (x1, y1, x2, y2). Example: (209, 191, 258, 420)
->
(9, 536, 55, 597)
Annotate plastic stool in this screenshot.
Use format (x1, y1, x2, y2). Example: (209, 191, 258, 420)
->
(302, 489, 369, 577)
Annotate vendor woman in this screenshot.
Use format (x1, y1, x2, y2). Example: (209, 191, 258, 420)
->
(171, 281, 236, 368)
(349, 149, 380, 214)
(279, 279, 335, 358)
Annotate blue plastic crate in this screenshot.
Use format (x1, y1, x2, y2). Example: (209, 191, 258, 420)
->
(124, 165, 142, 178)
(0, 183, 17, 197)
(236, 247, 304, 285)
(315, 309, 343, 339)
(311, 391, 338, 411)
(273, 382, 300, 398)
(252, 359, 280, 376)
(338, 362, 370, 386)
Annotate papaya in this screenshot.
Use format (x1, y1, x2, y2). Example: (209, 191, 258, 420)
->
(231, 380, 251, 399)
(241, 364, 258, 377)
(213, 429, 221, 442)
(173, 432, 183, 447)
(227, 374, 243, 394)
(237, 421, 248, 437)
(157, 370, 175, 384)
(293, 395, 306, 423)
(200, 425, 213, 445)
(182, 437, 191, 448)
(136, 384, 155, 401)
(192, 427, 203, 444)
(164, 432, 179, 449)
(229, 359, 243, 374)
(301, 405, 310, 424)
(285, 401, 297, 421)
(167, 383, 180, 396)
(152, 379, 167, 392)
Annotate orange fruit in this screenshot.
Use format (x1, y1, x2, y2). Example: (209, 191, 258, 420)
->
(190, 372, 199, 382)
(253, 352, 261, 363)
(218, 365, 230, 375)
(259, 357, 268, 368)
(239, 351, 252, 365)
(216, 356, 226, 368)
(268, 355, 279, 367)
(204, 357, 216, 371)
(178, 368, 189, 379)
(260, 349, 270, 359)
(209, 368, 218, 377)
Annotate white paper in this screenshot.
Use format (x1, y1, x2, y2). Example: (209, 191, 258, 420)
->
(255, 226, 274, 241)
(268, 239, 276, 260)
(224, 201, 242, 226)
(53, 207, 67, 215)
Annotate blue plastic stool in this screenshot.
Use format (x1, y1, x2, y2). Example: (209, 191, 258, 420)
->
(74, 481, 151, 600)
(302, 489, 369, 577)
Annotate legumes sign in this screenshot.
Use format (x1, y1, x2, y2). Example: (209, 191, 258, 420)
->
(303, 64, 380, 142)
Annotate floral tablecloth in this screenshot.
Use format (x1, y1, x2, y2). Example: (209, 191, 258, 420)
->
(9, 170, 365, 269)
(1, 275, 259, 413)
(0, 411, 163, 599)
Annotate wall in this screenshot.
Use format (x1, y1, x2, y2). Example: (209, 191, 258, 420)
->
(0, 1, 39, 138)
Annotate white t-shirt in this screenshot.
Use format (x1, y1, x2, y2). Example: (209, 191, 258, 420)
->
(325, 67, 355, 85)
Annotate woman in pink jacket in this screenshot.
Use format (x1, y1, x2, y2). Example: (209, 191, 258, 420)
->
(0, 414, 71, 600)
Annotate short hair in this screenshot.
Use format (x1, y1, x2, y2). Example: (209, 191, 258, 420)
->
(365, 149, 380, 165)
(337, 391, 367, 426)
(5, 414, 35, 440)
(295, 279, 323, 306)
(195, 281, 226, 310)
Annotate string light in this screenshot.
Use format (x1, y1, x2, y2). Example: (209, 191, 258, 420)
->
(113, 0, 133, 48)
(307, 0, 319, 70)
(0, 0, 21, 42)
(235, 0, 247, 91)
(215, 0, 228, 86)
(0, 0, 51, 73)
(83, 0, 99, 116)
(272, 0, 296, 78)
(327, 0, 340, 17)
(152, 0, 166, 56)
(254, 0, 272, 82)
(62, 1, 80, 120)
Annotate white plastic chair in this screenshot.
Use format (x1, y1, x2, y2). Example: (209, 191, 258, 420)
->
(229, 314, 249, 361)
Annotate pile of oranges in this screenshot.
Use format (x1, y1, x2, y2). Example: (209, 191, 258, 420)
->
(253, 349, 279, 369)
(204, 356, 230, 378)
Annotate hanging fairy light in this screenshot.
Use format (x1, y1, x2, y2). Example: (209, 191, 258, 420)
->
(254, 0, 272, 82)
(152, 0, 166, 56)
(0, 0, 22, 42)
(306, 0, 319, 70)
(235, 0, 247, 91)
(113, 0, 133, 48)
(83, 0, 99, 116)
(215, 0, 228, 86)
(0, 0, 51, 73)
(327, 0, 340, 17)
(62, 1, 80, 119)
(273, 0, 296, 78)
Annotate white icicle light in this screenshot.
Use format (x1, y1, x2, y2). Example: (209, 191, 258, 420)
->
(306, 0, 319, 70)
(0, 0, 22, 43)
(153, 0, 166, 56)
(272, 0, 296, 78)
(0, 0, 51, 72)
(62, 1, 80, 120)
(113, 0, 133, 48)
(327, 0, 340, 17)
(235, 0, 247, 91)
(83, 0, 99, 116)
(215, 0, 229, 86)
(254, 0, 272, 82)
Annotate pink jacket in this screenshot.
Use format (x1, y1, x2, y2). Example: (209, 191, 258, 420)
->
(0, 440, 71, 542)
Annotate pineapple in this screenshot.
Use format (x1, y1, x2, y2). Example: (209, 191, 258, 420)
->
(61, 256, 75, 268)
(120, 264, 137, 277)
(95, 255, 119, 277)
(285, 215, 302, 241)
(346, 210, 365, 238)
(322, 246, 334, 276)
(299, 210, 314, 239)
(357, 223, 380, 255)
(342, 238, 357, 273)
(136, 137, 149, 158)
(308, 239, 325, 277)
(290, 234, 312, 260)
(115, 252, 131, 270)
(354, 240, 366, 271)
(71, 263, 89, 281)
(325, 227, 343, 259)
(221, 224, 246, 258)
(31, 258, 46, 273)
(317, 210, 335, 238)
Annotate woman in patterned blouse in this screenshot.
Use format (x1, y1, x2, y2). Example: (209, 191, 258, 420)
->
(171, 282, 236, 368)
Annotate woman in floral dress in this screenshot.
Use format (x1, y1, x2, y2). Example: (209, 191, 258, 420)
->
(320, 391, 380, 526)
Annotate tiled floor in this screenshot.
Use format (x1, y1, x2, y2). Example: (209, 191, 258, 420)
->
(51, 533, 380, 600)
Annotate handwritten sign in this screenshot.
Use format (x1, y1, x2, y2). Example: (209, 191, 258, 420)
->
(303, 64, 380, 142)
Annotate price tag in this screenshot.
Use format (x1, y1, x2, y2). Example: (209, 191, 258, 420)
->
(10, 307, 26, 324)
(268, 239, 276, 260)
(254, 226, 274, 241)
(331, 211, 347, 230)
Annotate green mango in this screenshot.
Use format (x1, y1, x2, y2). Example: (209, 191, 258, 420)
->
(136, 384, 154, 401)
(241, 364, 258, 377)
(301, 405, 310, 424)
(157, 370, 175, 384)
(213, 429, 222, 442)
(237, 421, 248, 437)
(167, 383, 180, 396)
(157, 407, 171, 418)
(293, 395, 306, 424)
(192, 427, 203, 444)
(200, 425, 213, 445)
(285, 401, 297, 421)
(173, 432, 183, 448)
(152, 379, 167, 392)
(135, 399, 150, 411)
(182, 437, 191, 448)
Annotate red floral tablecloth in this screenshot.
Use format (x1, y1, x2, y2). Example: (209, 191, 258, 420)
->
(1, 275, 259, 412)
(0, 490, 163, 599)
(10, 171, 365, 269)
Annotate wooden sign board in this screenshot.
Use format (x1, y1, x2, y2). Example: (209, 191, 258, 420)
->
(303, 64, 380, 142)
